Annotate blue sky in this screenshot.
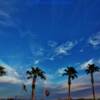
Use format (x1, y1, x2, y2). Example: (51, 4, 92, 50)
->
(0, 0, 100, 99)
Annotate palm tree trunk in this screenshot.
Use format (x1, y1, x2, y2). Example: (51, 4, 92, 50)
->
(32, 88, 35, 100)
(32, 77, 36, 100)
(91, 73, 95, 100)
(68, 76, 71, 100)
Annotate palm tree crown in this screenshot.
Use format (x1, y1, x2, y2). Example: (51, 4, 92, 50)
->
(26, 67, 46, 100)
(63, 67, 78, 79)
(85, 64, 100, 74)
(26, 67, 46, 80)
(0, 66, 6, 76)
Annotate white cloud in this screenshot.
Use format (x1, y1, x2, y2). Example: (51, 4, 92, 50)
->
(0, 60, 23, 84)
(88, 32, 100, 47)
(80, 59, 94, 69)
(55, 41, 77, 56)
(48, 41, 58, 48)
(0, 8, 16, 27)
(0, 76, 22, 84)
(46, 41, 77, 61)
(29, 40, 77, 61)
(34, 60, 40, 64)
(30, 46, 44, 57)
(48, 56, 55, 61)
(57, 67, 66, 75)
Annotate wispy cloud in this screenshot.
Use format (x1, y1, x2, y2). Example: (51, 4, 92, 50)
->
(0, 8, 15, 27)
(19, 29, 38, 39)
(47, 41, 78, 60)
(48, 41, 58, 48)
(34, 60, 40, 65)
(88, 32, 100, 47)
(55, 41, 77, 56)
(0, 1, 20, 29)
(29, 40, 77, 63)
(30, 46, 44, 57)
(57, 67, 66, 75)
(0, 60, 23, 84)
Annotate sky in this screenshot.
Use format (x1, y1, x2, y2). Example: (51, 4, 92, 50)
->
(0, 0, 100, 99)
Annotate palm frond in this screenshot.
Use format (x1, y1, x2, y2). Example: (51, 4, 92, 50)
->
(26, 70, 32, 75)
(62, 73, 67, 76)
(71, 76, 75, 80)
(40, 74, 46, 80)
(64, 69, 67, 72)
(85, 69, 89, 74)
(27, 76, 32, 79)
(32, 67, 36, 73)
(0, 66, 6, 76)
(74, 74, 78, 78)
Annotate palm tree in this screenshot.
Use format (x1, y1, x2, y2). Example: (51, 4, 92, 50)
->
(0, 66, 6, 76)
(63, 67, 78, 100)
(22, 84, 27, 92)
(26, 67, 46, 100)
(85, 64, 100, 100)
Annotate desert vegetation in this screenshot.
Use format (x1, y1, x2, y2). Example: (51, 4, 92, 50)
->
(0, 64, 99, 100)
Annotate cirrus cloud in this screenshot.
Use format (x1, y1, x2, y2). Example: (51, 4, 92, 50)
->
(0, 60, 23, 84)
(55, 41, 77, 56)
(88, 32, 100, 47)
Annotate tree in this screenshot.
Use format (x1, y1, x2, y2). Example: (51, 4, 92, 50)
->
(0, 66, 6, 76)
(22, 84, 27, 92)
(26, 67, 46, 100)
(85, 64, 100, 100)
(63, 67, 78, 100)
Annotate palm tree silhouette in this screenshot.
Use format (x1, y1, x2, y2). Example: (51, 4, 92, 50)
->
(26, 67, 46, 100)
(22, 84, 27, 92)
(85, 64, 100, 100)
(0, 66, 6, 76)
(63, 67, 78, 100)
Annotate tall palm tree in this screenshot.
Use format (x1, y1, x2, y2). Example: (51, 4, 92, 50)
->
(63, 67, 78, 100)
(0, 66, 6, 76)
(85, 64, 100, 100)
(26, 67, 46, 100)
